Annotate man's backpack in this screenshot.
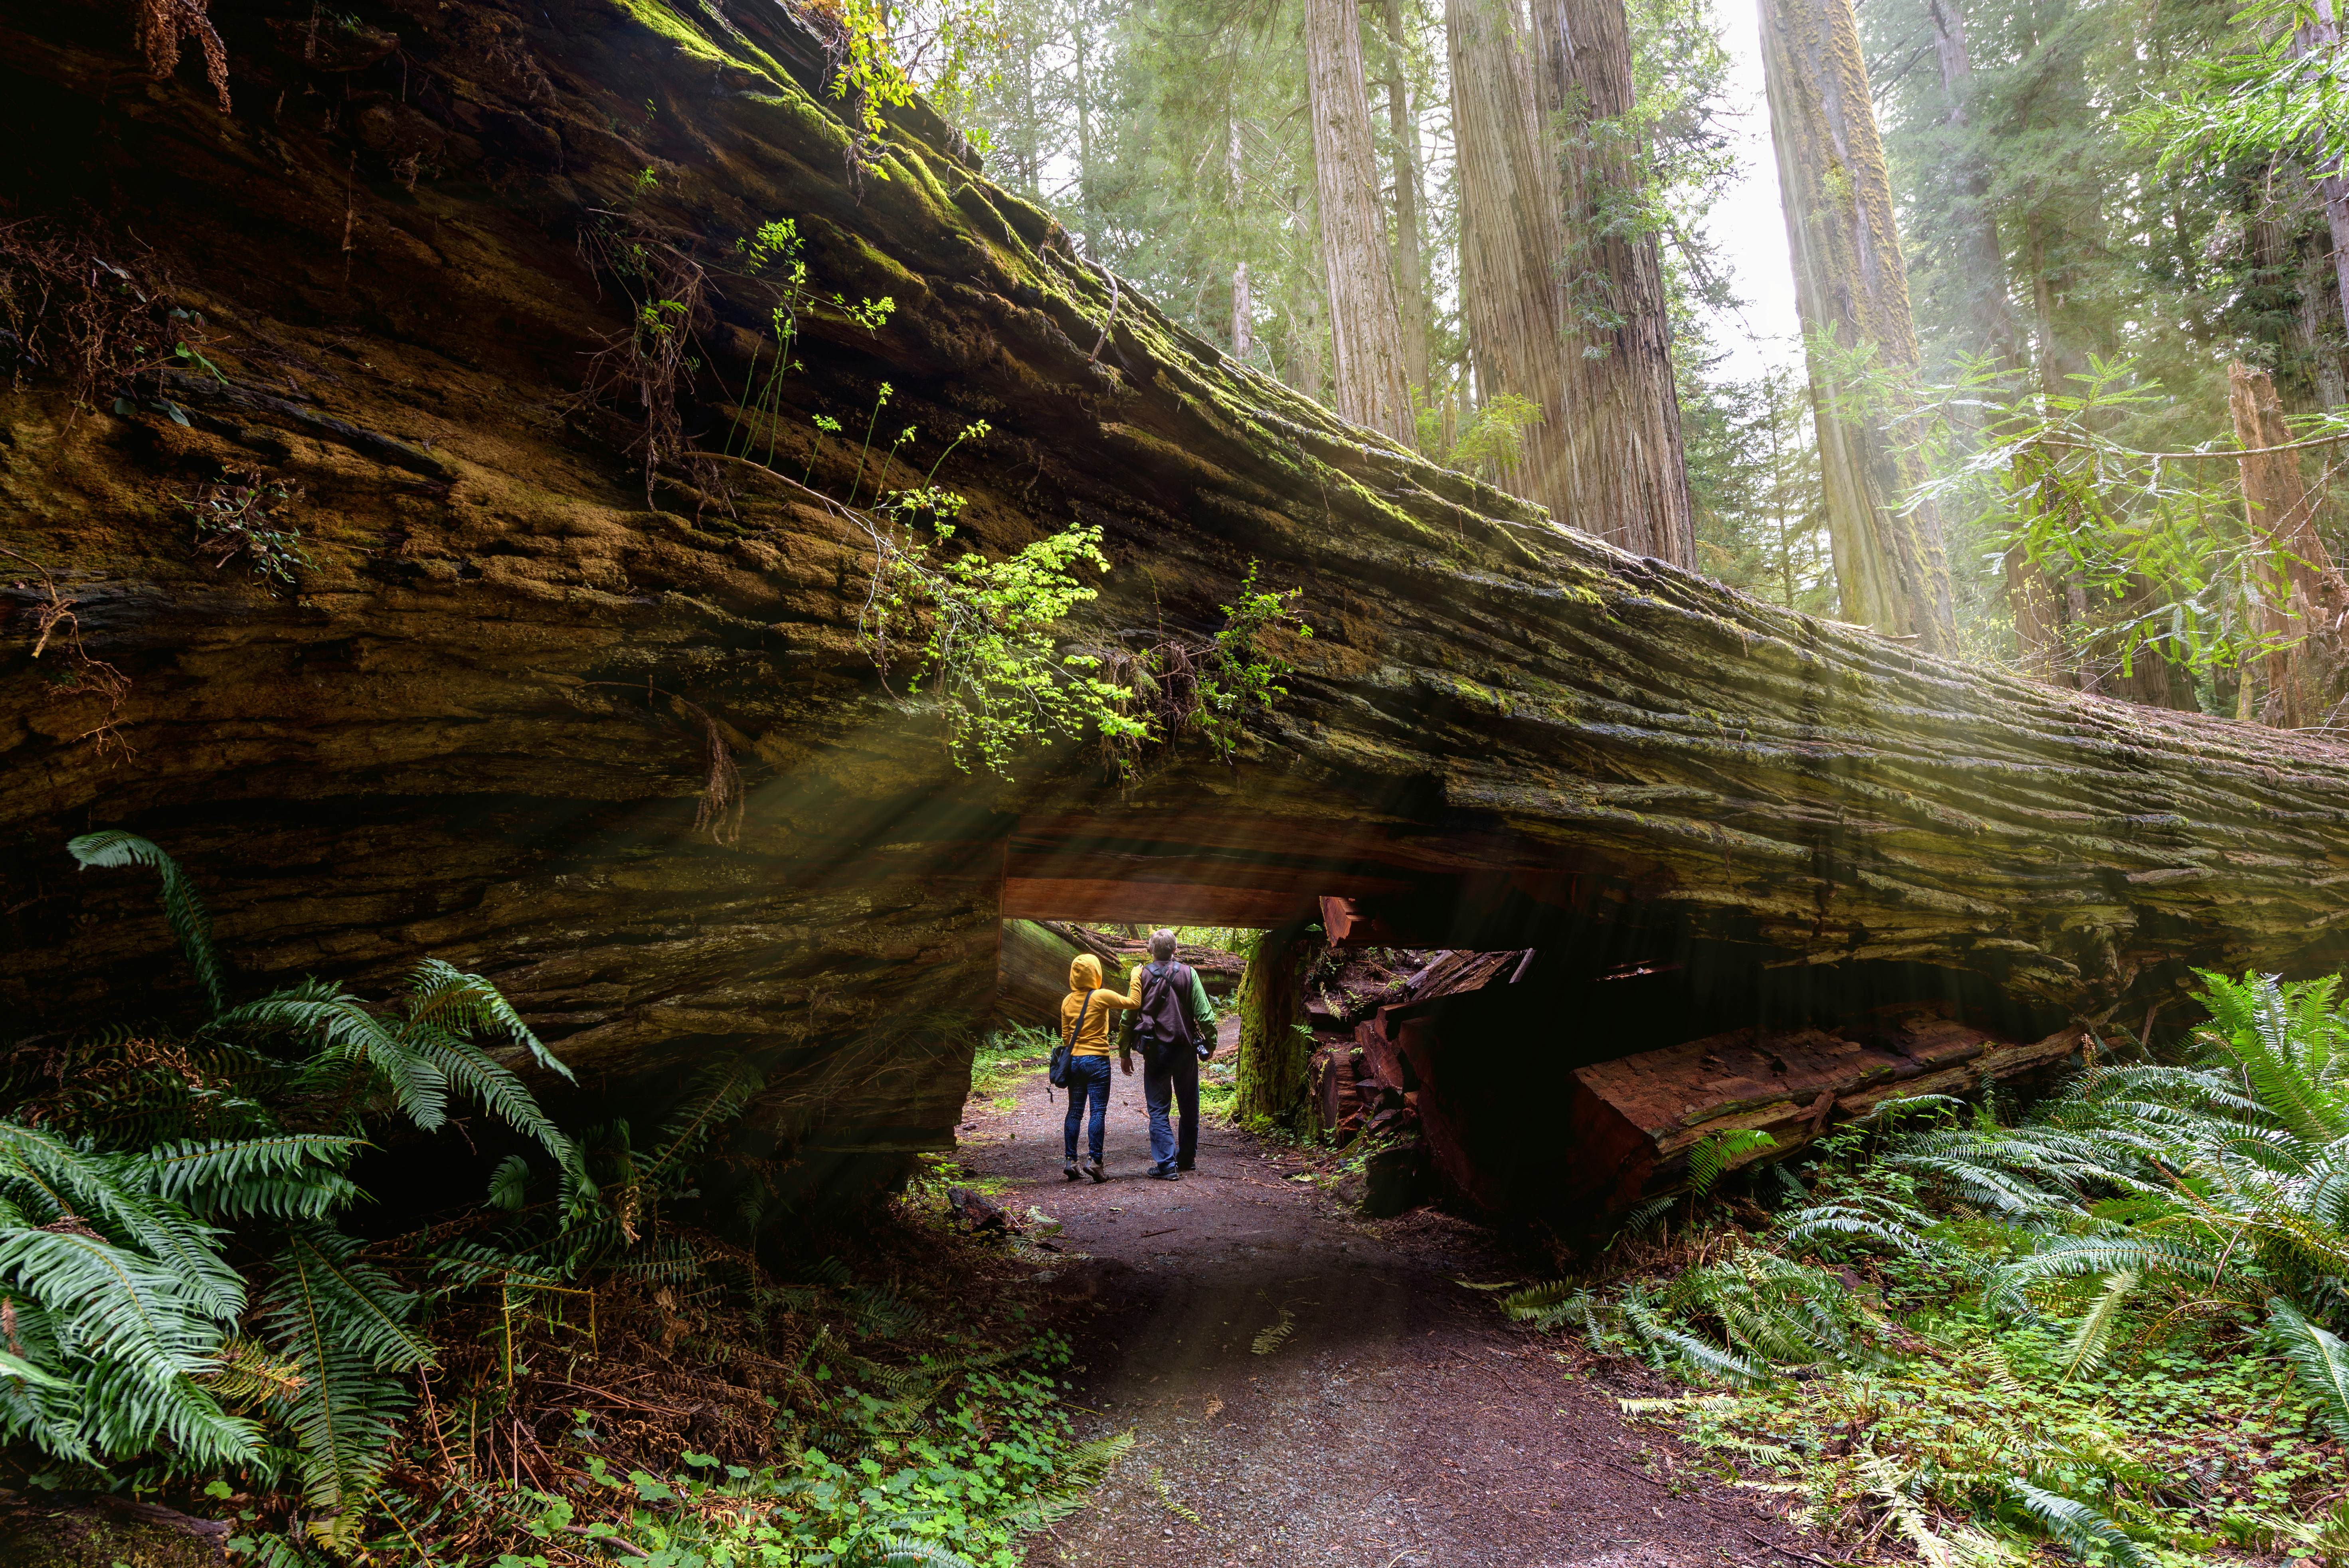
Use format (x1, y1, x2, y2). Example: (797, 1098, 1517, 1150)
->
(1131, 961, 1197, 1064)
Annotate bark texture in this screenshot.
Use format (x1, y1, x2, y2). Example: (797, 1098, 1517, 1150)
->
(2232, 361, 2349, 729)
(1445, 0, 1570, 516)
(1529, 0, 1698, 567)
(1759, 0, 1958, 652)
(1305, 0, 1416, 445)
(1234, 921, 1320, 1131)
(3, 0, 2349, 1211)
(1378, 0, 1431, 400)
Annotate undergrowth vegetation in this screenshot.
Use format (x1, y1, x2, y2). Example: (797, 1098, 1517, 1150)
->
(1507, 971, 2349, 1566)
(0, 835, 1119, 1565)
(578, 199, 1311, 782)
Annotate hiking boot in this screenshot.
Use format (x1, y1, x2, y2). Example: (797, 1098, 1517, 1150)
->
(1085, 1158, 1107, 1184)
(1147, 1163, 1182, 1181)
(1063, 1161, 1082, 1182)
(1175, 1161, 1196, 1172)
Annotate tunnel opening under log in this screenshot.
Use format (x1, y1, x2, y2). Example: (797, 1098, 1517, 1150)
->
(989, 821, 2077, 1230)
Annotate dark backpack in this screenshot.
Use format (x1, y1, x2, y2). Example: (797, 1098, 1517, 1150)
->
(1131, 961, 1197, 1060)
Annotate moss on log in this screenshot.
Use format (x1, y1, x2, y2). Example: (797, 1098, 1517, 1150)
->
(0, 0, 2344, 1211)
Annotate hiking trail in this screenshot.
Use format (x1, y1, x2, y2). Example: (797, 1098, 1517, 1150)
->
(954, 1058, 1833, 1568)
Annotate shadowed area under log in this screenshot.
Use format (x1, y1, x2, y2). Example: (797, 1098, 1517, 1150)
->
(2, 0, 2348, 1225)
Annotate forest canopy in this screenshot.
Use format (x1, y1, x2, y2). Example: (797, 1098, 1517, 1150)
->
(869, 0, 2349, 728)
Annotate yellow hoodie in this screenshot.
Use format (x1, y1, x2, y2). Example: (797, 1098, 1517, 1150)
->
(1059, 952, 1141, 1058)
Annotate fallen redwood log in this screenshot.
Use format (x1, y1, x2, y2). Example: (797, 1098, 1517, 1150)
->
(996, 920, 1244, 1033)
(5, 0, 2349, 1225)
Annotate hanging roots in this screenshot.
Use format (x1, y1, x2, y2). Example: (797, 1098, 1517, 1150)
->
(134, 0, 233, 114)
(687, 698, 745, 846)
(3, 548, 133, 760)
(581, 680, 745, 845)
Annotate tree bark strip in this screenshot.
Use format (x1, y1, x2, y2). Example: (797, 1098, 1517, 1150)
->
(1378, 0, 1431, 401)
(1529, 0, 1698, 567)
(2232, 360, 2348, 729)
(1305, 0, 1416, 445)
(1445, 0, 1572, 515)
(1759, 0, 1958, 651)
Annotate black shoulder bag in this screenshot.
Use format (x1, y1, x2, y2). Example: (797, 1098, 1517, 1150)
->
(1049, 990, 1098, 1089)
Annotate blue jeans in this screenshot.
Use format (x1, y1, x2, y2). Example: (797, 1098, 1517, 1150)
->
(1062, 1055, 1112, 1163)
(1143, 1046, 1199, 1169)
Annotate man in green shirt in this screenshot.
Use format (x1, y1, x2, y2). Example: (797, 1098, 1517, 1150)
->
(1119, 929, 1218, 1180)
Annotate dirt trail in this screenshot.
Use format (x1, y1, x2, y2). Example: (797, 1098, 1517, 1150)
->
(954, 1062, 1830, 1568)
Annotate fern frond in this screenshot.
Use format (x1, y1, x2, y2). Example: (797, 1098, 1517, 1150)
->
(231, 989, 453, 1131)
(2267, 1298, 2349, 1442)
(133, 1135, 361, 1222)
(400, 1026, 578, 1174)
(485, 1154, 531, 1212)
(2004, 1478, 2152, 1567)
(643, 1056, 765, 1188)
(407, 959, 577, 1084)
(2058, 1271, 2137, 1380)
(1251, 1308, 1295, 1355)
(1622, 1291, 1766, 1385)
(251, 1226, 432, 1515)
(876, 1536, 980, 1568)
(0, 1123, 245, 1318)
(68, 832, 229, 1019)
(1688, 1129, 1776, 1197)
(1000, 1429, 1134, 1536)
(0, 1228, 257, 1464)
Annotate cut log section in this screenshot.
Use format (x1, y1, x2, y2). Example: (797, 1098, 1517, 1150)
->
(1562, 1011, 2080, 1215)
(1337, 951, 2079, 1222)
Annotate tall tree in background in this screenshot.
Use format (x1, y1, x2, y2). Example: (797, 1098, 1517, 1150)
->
(1379, 0, 1432, 397)
(1531, 0, 1699, 566)
(1922, 0, 2021, 370)
(1447, 0, 1571, 508)
(1305, 0, 1418, 444)
(1758, 0, 1956, 652)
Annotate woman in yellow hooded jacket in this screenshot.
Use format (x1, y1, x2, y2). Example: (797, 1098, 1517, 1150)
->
(1059, 951, 1141, 1182)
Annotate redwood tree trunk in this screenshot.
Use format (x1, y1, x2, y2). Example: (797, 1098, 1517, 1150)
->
(1924, 0, 2021, 371)
(1305, 0, 1416, 445)
(1759, 0, 1957, 652)
(1379, 0, 1431, 402)
(1529, 0, 1698, 568)
(1445, 0, 1571, 513)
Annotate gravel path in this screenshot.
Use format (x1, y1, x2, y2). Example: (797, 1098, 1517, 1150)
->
(953, 1060, 1831, 1568)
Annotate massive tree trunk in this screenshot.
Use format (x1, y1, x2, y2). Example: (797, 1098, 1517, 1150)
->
(1228, 116, 1254, 363)
(1378, 0, 1431, 402)
(1304, 0, 1416, 445)
(1759, 0, 1958, 652)
(1445, 0, 1571, 514)
(8, 0, 2349, 1226)
(1528, 0, 1699, 567)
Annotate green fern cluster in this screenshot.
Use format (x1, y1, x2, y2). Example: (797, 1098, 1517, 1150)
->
(0, 832, 1126, 1568)
(1511, 969, 2349, 1564)
(0, 832, 589, 1550)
